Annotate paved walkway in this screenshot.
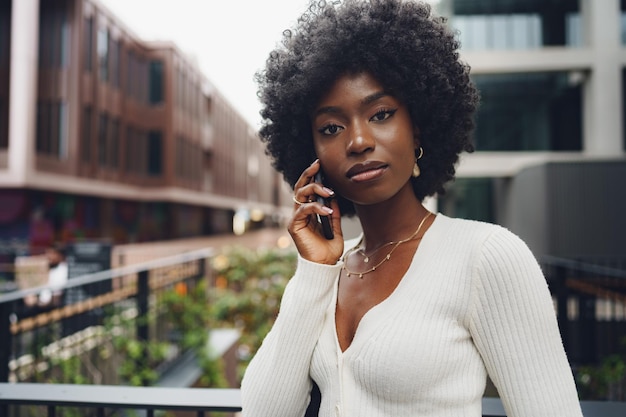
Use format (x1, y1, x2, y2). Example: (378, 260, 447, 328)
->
(112, 228, 293, 267)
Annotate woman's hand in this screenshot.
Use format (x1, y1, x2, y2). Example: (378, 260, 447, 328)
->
(289, 160, 344, 264)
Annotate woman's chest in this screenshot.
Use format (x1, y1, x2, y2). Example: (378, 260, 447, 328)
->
(312, 277, 481, 400)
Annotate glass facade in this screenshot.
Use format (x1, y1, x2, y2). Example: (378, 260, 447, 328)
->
(98, 113, 108, 166)
(147, 131, 163, 176)
(36, 101, 68, 159)
(39, 0, 70, 69)
(81, 106, 92, 162)
(451, 0, 580, 50)
(109, 38, 120, 88)
(0, 2, 9, 69)
(0, 0, 7, 150)
(83, 17, 93, 72)
(438, 178, 495, 223)
(472, 72, 582, 151)
(149, 61, 164, 104)
(623, 69, 626, 151)
(97, 27, 108, 82)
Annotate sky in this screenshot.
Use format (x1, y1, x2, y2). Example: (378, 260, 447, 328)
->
(99, 0, 313, 128)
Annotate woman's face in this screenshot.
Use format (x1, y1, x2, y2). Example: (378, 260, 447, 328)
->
(311, 72, 419, 207)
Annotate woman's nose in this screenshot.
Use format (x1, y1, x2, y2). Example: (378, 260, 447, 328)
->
(346, 124, 375, 155)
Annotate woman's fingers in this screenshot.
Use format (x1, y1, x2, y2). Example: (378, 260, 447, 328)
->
(292, 160, 334, 213)
(289, 160, 343, 264)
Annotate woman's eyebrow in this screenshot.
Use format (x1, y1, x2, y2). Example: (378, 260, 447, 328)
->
(314, 91, 392, 117)
(361, 91, 390, 105)
(314, 106, 342, 117)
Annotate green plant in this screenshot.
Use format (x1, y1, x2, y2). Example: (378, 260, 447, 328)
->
(113, 331, 169, 386)
(48, 355, 89, 385)
(577, 337, 626, 400)
(209, 246, 297, 380)
(161, 280, 211, 350)
(160, 279, 229, 388)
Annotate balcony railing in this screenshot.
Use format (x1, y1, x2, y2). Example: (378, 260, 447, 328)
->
(0, 246, 625, 416)
(0, 383, 241, 416)
(0, 247, 218, 385)
(1, 383, 626, 417)
(543, 256, 626, 366)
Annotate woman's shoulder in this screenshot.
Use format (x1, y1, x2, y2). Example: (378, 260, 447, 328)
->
(434, 213, 508, 239)
(433, 214, 531, 255)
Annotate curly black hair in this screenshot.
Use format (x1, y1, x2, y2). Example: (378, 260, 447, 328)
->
(256, 0, 479, 216)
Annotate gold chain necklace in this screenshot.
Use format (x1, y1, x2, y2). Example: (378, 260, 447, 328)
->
(341, 212, 433, 279)
(356, 240, 397, 263)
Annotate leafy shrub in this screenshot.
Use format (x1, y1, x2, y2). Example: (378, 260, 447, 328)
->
(208, 246, 297, 380)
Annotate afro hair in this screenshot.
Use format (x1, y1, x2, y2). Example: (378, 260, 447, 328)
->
(256, 0, 479, 216)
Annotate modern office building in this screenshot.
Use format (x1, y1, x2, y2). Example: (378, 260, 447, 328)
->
(436, 0, 626, 262)
(0, 0, 290, 255)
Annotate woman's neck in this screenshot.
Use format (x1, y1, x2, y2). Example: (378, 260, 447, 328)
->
(354, 187, 430, 252)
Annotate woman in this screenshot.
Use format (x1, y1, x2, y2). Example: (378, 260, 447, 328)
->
(241, 1, 583, 416)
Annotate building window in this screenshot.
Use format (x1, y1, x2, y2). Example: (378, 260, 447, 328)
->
(97, 27, 109, 82)
(454, 14, 542, 50)
(109, 38, 120, 88)
(126, 51, 135, 97)
(98, 113, 108, 166)
(125, 126, 135, 173)
(147, 131, 162, 176)
(83, 16, 93, 72)
(0, 2, 8, 150)
(36, 101, 68, 159)
(124, 126, 138, 174)
(451, 1, 581, 50)
(176, 69, 184, 109)
(149, 60, 164, 104)
(472, 72, 582, 151)
(58, 102, 68, 158)
(439, 178, 495, 223)
(81, 106, 93, 162)
(110, 118, 120, 168)
(623, 69, 626, 151)
(0, 1, 11, 68)
(0, 99, 8, 149)
(39, 1, 70, 69)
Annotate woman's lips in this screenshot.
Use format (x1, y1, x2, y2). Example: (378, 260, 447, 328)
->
(350, 167, 387, 182)
(346, 161, 388, 182)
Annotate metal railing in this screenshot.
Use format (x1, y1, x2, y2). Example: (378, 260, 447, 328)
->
(1, 384, 626, 417)
(542, 256, 626, 365)
(0, 247, 215, 384)
(1, 250, 626, 415)
(0, 382, 241, 417)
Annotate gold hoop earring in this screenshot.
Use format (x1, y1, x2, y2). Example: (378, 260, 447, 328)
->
(412, 147, 423, 178)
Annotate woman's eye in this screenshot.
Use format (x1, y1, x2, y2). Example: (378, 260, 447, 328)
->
(318, 124, 343, 135)
(370, 109, 397, 122)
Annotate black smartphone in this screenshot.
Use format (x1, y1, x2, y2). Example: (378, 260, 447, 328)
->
(314, 171, 334, 240)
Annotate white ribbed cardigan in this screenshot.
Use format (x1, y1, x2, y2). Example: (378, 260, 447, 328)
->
(241, 214, 583, 417)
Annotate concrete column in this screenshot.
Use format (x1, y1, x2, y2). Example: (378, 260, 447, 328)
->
(7, 0, 39, 183)
(581, 0, 623, 156)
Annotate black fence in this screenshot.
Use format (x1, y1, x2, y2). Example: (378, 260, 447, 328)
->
(1, 251, 626, 414)
(543, 256, 626, 365)
(0, 248, 214, 385)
